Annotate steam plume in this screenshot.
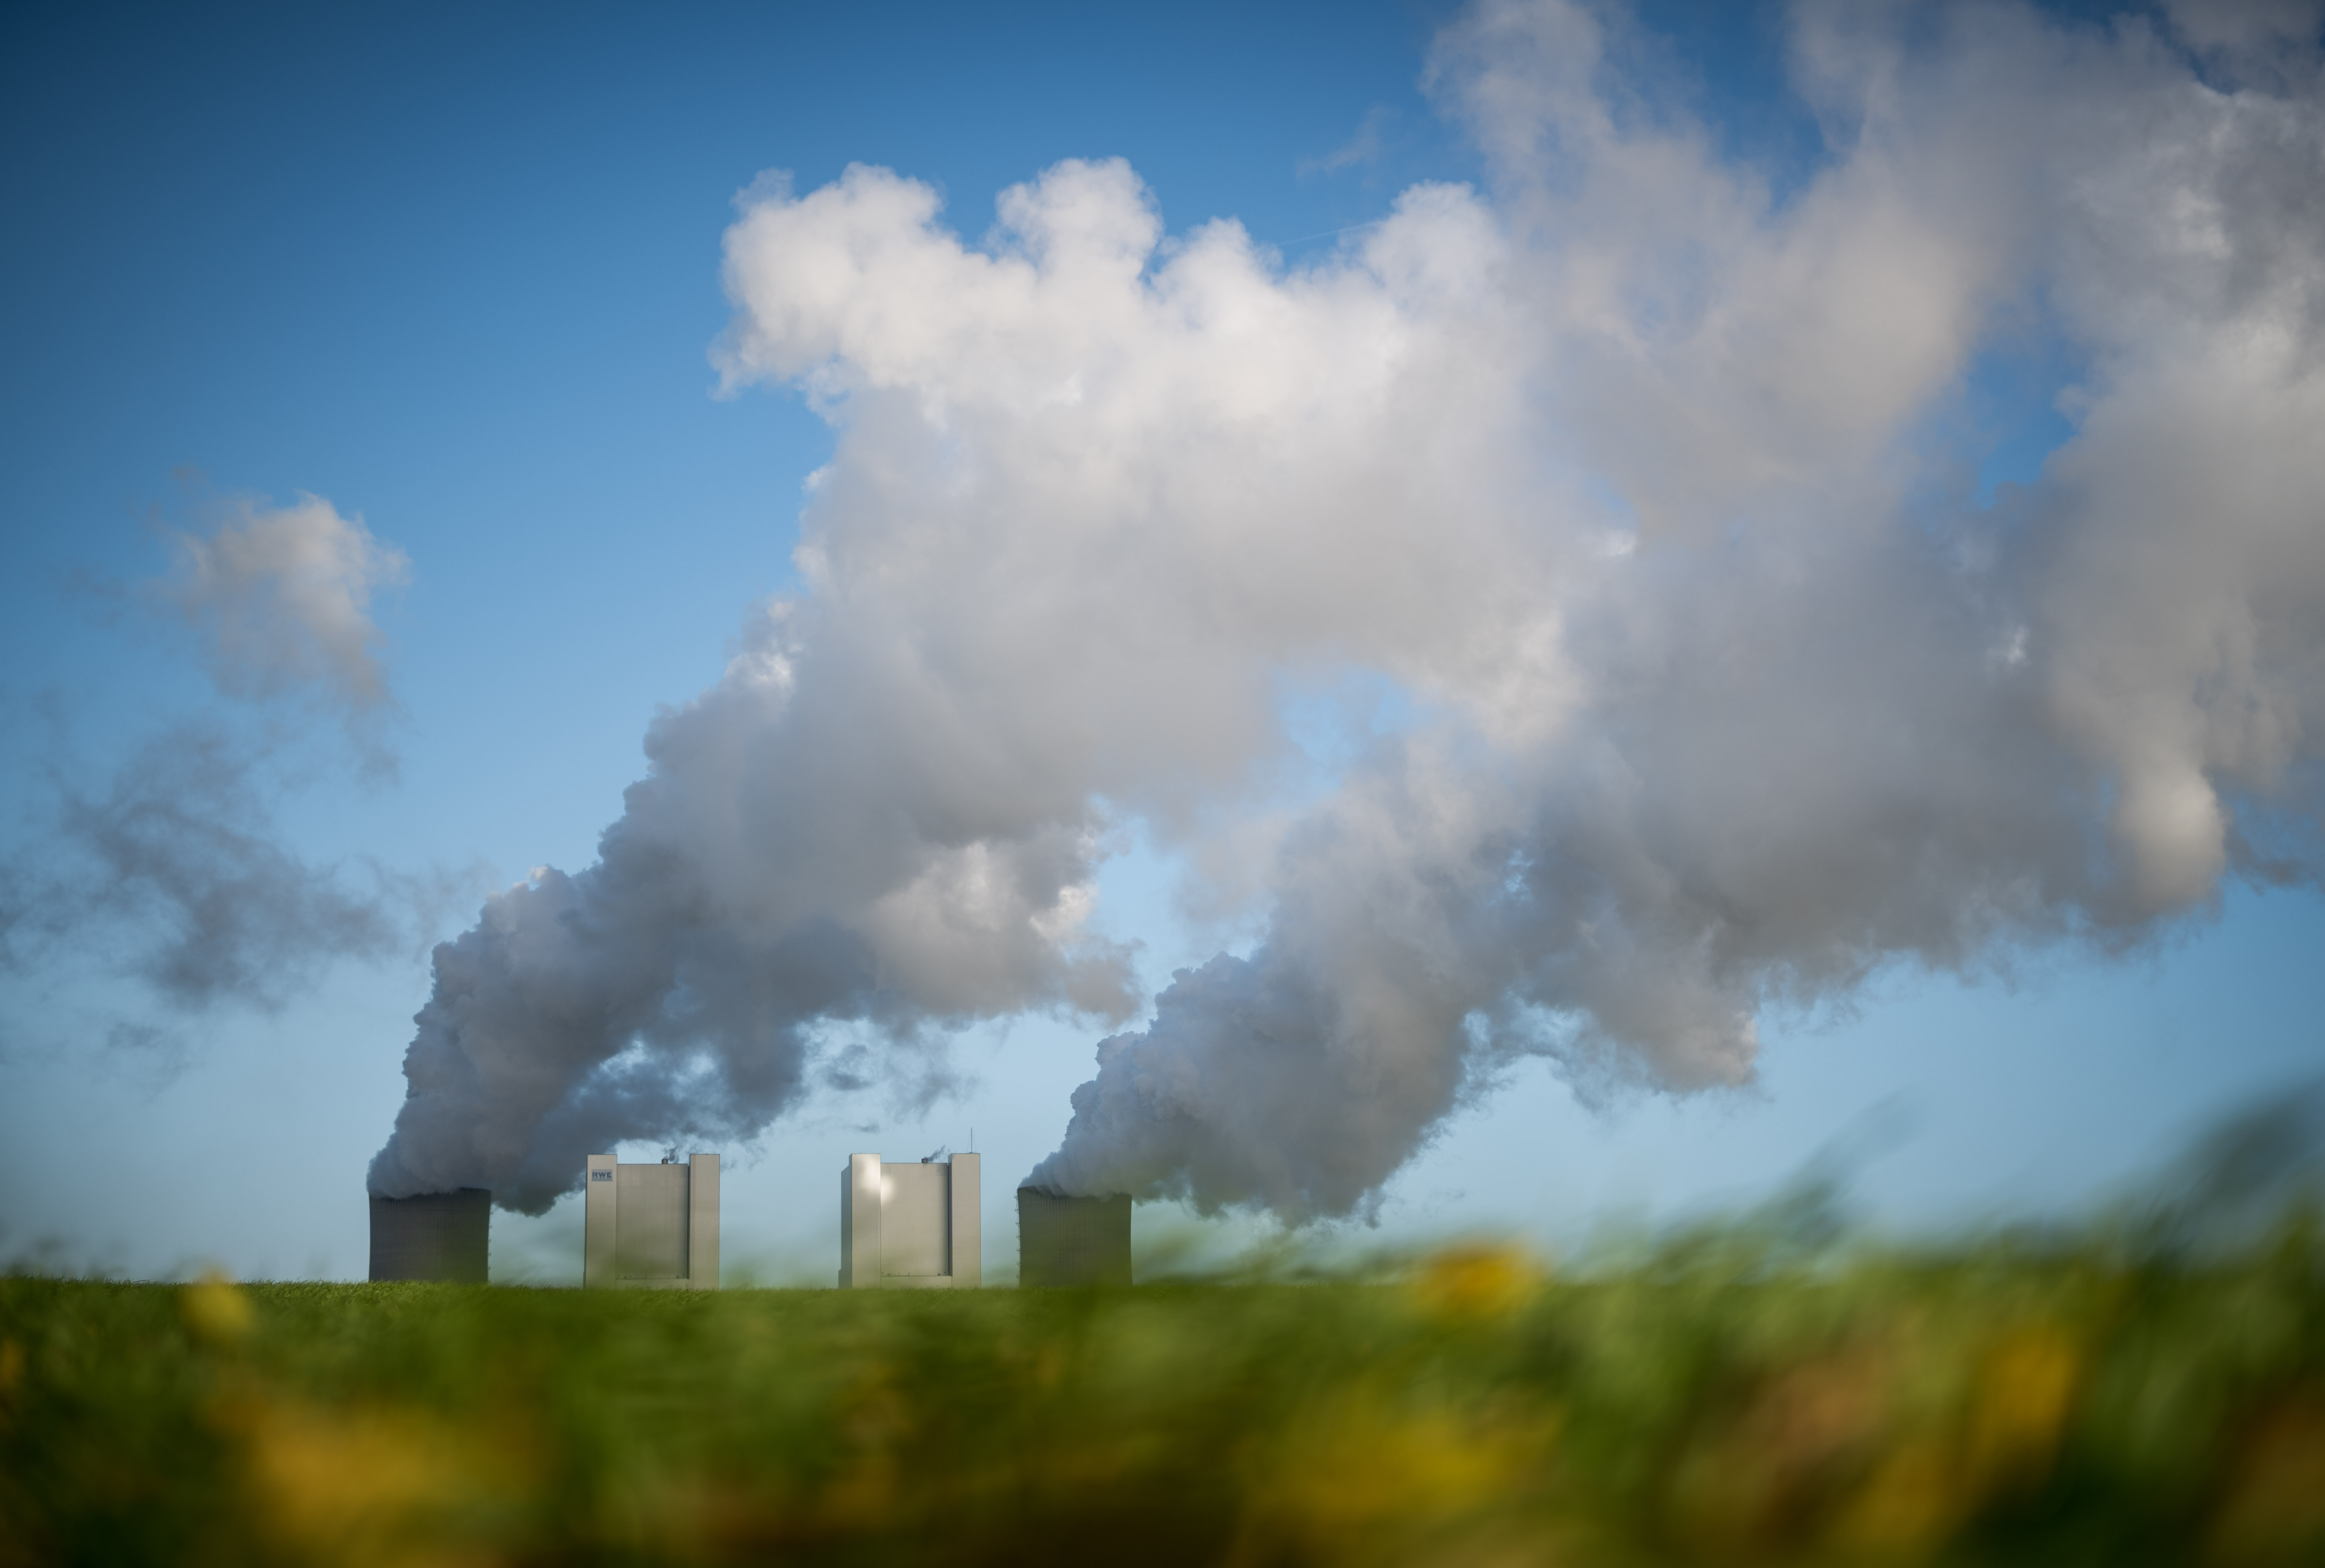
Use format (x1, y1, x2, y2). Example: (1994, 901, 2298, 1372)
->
(372, 0, 2325, 1219)
(152, 490, 409, 714)
(3, 492, 418, 1025)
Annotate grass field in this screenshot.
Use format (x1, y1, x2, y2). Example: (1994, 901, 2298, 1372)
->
(4, 1198, 2322, 1568)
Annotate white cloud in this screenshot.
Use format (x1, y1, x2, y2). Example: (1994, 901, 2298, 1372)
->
(153, 492, 409, 711)
(376, 1, 2325, 1219)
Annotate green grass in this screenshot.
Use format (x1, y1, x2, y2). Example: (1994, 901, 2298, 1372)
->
(4, 1220, 2322, 1566)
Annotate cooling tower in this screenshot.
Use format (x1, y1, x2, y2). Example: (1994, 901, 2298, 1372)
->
(837, 1152, 981, 1288)
(1017, 1189, 1132, 1287)
(368, 1188, 490, 1282)
(583, 1152, 721, 1289)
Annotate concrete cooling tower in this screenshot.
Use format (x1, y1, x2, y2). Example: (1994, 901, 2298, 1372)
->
(368, 1188, 490, 1282)
(583, 1152, 721, 1290)
(837, 1151, 981, 1288)
(1016, 1190, 1132, 1287)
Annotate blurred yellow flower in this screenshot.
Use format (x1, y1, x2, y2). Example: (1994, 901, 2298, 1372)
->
(1410, 1244, 1545, 1322)
(1831, 1439, 1962, 1560)
(242, 1398, 531, 1568)
(180, 1271, 254, 1345)
(1965, 1327, 2080, 1487)
(1236, 1385, 1553, 1561)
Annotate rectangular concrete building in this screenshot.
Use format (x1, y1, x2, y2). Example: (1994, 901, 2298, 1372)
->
(368, 1188, 490, 1282)
(583, 1152, 720, 1289)
(1017, 1189, 1132, 1287)
(837, 1151, 980, 1288)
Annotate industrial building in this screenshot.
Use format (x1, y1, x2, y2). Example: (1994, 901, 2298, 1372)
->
(584, 1152, 721, 1289)
(368, 1188, 491, 1282)
(1017, 1188, 1132, 1287)
(837, 1151, 981, 1287)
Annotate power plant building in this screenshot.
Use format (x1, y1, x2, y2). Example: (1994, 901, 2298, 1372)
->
(837, 1152, 981, 1288)
(1017, 1189, 1132, 1287)
(369, 1188, 491, 1282)
(584, 1152, 721, 1289)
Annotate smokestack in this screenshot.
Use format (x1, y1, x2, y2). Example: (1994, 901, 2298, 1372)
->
(1017, 1188, 1130, 1288)
(368, 1188, 489, 1282)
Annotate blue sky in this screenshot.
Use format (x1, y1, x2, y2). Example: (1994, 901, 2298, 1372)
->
(4, 0, 2321, 1283)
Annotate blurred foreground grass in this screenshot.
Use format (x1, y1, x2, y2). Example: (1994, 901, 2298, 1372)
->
(4, 1215, 2322, 1566)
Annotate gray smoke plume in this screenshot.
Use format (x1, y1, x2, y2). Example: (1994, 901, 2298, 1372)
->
(3, 492, 420, 1026)
(15, 720, 407, 1010)
(372, 0, 2325, 1220)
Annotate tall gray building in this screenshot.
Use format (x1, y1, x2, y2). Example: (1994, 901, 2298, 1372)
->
(583, 1152, 721, 1289)
(837, 1151, 981, 1288)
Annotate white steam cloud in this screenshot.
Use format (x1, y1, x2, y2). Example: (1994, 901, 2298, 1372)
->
(154, 492, 409, 713)
(370, 0, 2325, 1219)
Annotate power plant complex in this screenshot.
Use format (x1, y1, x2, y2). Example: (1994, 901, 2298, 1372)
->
(367, 1149, 1132, 1289)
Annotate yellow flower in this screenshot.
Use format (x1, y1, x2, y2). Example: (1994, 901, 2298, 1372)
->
(1236, 1386, 1554, 1561)
(1831, 1439, 1961, 1559)
(1965, 1328, 2080, 1487)
(180, 1271, 255, 1345)
(1410, 1244, 1546, 1322)
(242, 1398, 532, 1568)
